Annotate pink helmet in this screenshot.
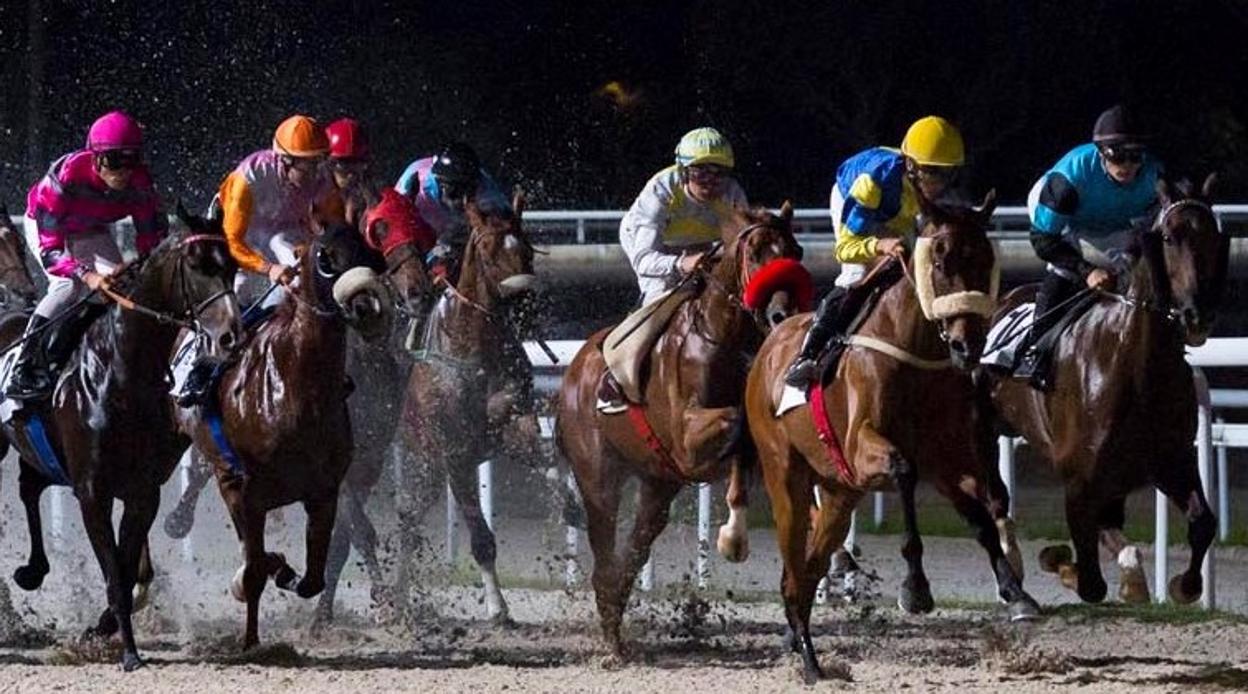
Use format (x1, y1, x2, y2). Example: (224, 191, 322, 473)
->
(86, 111, 143, 152)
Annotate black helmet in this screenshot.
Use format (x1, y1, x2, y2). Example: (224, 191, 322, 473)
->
(431, 142, 482, 197)
(1092, 105, 1149, 146)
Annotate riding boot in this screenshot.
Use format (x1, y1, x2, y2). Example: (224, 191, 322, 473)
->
(45, 302, 109, 372)
(783, 288, 846, 388)
(1015, 272, 1077, 391)
(6, 315, 54, 401)
(596, 370, 628, 414)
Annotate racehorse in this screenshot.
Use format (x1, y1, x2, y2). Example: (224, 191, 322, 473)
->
(740, 192, 1036, 683)
(177, 222, 393, 649)
(0, 205, 40, 310)
(0, 210, 241, 670)
(557, 204, 810, 658)
(391, 194, 540, 625)
(980, 176, 1225, 606)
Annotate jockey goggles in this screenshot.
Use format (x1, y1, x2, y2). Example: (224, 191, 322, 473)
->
(913, 164, 960, 185)
(330, 157, 368, 175)
(686, 163, 732, 185)
(97, 149, 142, 171)
(1099, 144, 1146, 165)
(281, 154, 323, 173)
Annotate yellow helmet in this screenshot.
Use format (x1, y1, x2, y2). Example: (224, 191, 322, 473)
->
(900, 116, 965, 167)
(674, 127, 734, 169)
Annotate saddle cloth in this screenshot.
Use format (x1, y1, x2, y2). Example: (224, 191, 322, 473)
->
(981, 303, 1035, 370)
(168, 331, 199, 397)
(602, 287, 694, 403)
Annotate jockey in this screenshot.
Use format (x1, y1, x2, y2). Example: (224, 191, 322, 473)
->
(1014, 104, 1162, 389)
(394, 142, 510, 284)
(213, 114, 343, 313)
(597, 126, 748, 412)
(784, 115, 965, 387)
(8, 111, 168, 401)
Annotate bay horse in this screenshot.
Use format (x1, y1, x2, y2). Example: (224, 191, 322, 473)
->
(177, 222, 393, 649)
(741, 192, 1037, 683)
(391, 194, 541, 625)
(557, 204, 809, 658)
(0, 212, 241, 670)
(980, 176, 1225, 606)
(0, 205, 41, 310)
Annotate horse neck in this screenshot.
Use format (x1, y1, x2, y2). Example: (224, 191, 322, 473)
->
(1113, 254, 1184, 375)
(689, 251, 753, 344)
(96, 263, 181, 386)
(285, 256, 348, 363)
(861, 276, 947, 359)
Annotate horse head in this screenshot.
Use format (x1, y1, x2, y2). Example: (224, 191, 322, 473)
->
(715, 202, 812, 331)
(312, 223, 395, 342)
(0, 204, 39, 308)
(460, 192, 542, 335)
(911, 189, 1000, 369)
(148, 201, 243, 359)
(361, 196, 432, 320)
(1150, 175, 1225, 346)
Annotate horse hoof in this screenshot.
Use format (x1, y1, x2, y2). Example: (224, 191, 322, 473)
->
(274, 565, 300, 592)
(295, 576, 324, 599)
(1077, 575, 1108, 604)
(1119, 576, 1151, 604)
(898, 578, 935, 615)
(13, 564, 48, 591)
(1168, 573, 1201, 605)
(716, 524, 749, 563)
(1057, 564, 1080, 592)
(121, 651, 146, 672)
(230, 565, 247, 602)
(1038, 545, 1073, 574)
(1007, 594, 1042, 622)
(163, 510, 193, 540)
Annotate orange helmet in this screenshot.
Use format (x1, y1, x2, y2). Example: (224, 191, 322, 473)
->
(273, 115, 329, 157)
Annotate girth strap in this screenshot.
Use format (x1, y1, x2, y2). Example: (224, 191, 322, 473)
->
(808, 383, 853, 485)
(625, 403, 684, 479)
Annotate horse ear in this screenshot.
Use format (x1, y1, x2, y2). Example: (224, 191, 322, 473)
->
(175, 199, 192, 227)
(512, 188, 527, 216)
(976, 188, 998, 220)
(779, 200, 794, 222)
(1201, 172, 1219, 200)
(1156, 179, 1173, 206)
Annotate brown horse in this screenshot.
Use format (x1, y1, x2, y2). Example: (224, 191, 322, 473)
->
(980, 177, 1224, 606)
(0, 206, 41, 310)
(557, 205, 807, 657)
(741, 193, 1037, 683)
(177, 223, 393, 649)
(0, 212, 241, 670)
(391, 194, 540, 624)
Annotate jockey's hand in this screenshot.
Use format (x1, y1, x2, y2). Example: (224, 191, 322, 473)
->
(876, 237, 907, 260)
(678, 252, 705, 274)
(1086, 268, 1115, 291)
(82, 270, 111, 292)
(267, 263, 294, 285)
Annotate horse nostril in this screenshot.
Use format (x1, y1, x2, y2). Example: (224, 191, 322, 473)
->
(220, 331, 235, 350)
(950, 338, 968, 357)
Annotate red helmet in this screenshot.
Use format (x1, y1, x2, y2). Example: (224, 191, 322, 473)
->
(326, 118, 369, 160)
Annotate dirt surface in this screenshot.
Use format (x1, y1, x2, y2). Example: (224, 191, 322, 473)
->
(1, 458, 1247, 692)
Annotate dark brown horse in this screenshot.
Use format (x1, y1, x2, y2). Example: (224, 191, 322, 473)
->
(177, 222, 392, 649)
(391, 195, 540, 624)
(0, 206, 41, 310)
(981, 177, 1225, 606)
(0, 213, 241, 670)
(557, 205, 807, 658)
(741, 193, 1036, 683)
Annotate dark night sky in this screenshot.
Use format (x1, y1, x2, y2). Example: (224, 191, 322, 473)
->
(0, 0, 1245, 212)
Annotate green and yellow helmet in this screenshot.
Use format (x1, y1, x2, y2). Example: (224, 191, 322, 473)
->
(674, 127, 735, 169)
(900, 116, 965, 167)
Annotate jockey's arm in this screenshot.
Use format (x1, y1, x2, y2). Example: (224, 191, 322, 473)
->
(1029, 172, 1095, 279)
(1030, 232, 1096, 280)
(33, 212, 81, 279)
(218, 171, 268, 275)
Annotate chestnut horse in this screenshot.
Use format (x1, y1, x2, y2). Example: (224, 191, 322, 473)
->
(391, 195, 541, 625)
(0, 214, 241, 670)
(980, 177, 1225, 606)
(177, 223, 393, 649)
(557, 205, 809, 657)
(741, 193, 1037, 683)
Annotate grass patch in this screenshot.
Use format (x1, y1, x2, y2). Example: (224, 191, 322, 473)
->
(1048, 602, 1248, 626)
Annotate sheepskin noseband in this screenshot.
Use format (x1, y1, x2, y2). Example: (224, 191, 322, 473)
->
(911, 236, 998, 321)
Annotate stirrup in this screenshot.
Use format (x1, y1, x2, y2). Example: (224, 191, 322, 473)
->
(783, 356, 818, 388)
(595, 374, 629, 415)
(5, 373, 51, 401)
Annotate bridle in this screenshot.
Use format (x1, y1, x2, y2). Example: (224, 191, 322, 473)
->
(695, 220, 797, 336)
(102, 233, 236, 331)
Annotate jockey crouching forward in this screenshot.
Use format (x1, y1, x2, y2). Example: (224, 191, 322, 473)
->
(596, 126, 748, 413)
(214, 115, 344, 318)
(8, 111, 168, 401)
(1013, 105, 1161, 390)
(396, 143, 535, 422)
(784, 115, 966, 388)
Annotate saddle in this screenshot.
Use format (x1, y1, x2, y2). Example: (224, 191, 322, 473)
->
(600, 287, 697, 404)
(814, 263, 904, 389)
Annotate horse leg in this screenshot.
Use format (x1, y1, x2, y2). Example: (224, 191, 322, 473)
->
(891, 451, 934, 614)
(1095, 498, 1149, 603)
(312, 490, 353, 629)
(162, 449, 213, 540)
(13, 463, 51, 590)
(77, 492, 143, 670)
(615, 475, 682, 607)
(447, 460, 510, 624)
(935, 476, 1040, 620)
(972, 380, 1024, 581)
(390, 447, 444, 612)
(574, 461, 625, 656)
(295, 495, 336, 599)
(1062, 485, 1108, 603)
(1155, 460, 1216, 605)
(717, 453, 752, 563)
(218, 476, 269, 649)
(344, 484, 387, 600)
(111, 495, 159, 671)
(762, 451, 823, 684)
